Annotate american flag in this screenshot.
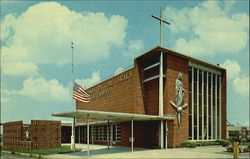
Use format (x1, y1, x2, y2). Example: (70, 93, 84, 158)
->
(72, 81, 91, 103)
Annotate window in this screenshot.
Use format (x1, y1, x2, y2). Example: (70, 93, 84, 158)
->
(83, 124, 122, 142)
(188, 67, 221, 140)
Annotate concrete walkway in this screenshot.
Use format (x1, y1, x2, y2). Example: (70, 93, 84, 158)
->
(45, 144, 250, 158)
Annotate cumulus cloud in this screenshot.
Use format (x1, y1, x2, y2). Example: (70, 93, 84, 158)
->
(2, 62, 39, 76)
(165, 1, 249, 57)
(75, 71, 101, 89)
(123, 40, 144, 58)
(114, 67, 124, 75)
(220, 60, 241, 79)
(1, 1, 127, 76)
(1, 96, 10, 103)
(243, 120, 249, 126)
(233, 76, 249, 97)
(19, 77, 70, 102)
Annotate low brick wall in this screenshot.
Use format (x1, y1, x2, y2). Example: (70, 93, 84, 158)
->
(3, 120, 61, 150)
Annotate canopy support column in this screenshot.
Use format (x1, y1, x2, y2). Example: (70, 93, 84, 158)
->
(71, 117, 75, 151)
(87, 114, 90, 156)
(78, 126, 80, 144)
(131, 118, 134, 152)
(110, 124, 113, 147)
(107, 120, 110, 149)
(165, 121, 168, 149)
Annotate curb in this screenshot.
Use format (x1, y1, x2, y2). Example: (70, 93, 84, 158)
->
(1, 150, 44, 158)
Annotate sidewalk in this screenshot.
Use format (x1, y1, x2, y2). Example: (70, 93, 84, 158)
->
(44, 144, 250, 158)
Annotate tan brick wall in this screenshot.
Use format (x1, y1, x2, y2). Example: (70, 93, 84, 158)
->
(165, 54, 189, 147)
(221, 70, 227, 139)
(3, 120, 61, 150)
(77, 65, 145, 123)
(31, 120, 61, 149)
(75, 49, 226, 148)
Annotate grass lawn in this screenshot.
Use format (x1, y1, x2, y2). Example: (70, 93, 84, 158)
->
(1, 145, 81, 155)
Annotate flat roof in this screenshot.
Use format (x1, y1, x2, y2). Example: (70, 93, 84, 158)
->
(135, 46, 226, 72)
(52, 110, 175, 122)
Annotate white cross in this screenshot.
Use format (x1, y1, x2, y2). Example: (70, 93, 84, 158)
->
(151, 8, 171, 47)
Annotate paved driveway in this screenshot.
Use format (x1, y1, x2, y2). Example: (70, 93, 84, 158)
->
(45, 144, 250, 158)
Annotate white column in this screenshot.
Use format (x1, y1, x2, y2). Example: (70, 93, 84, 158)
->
(87, 114, 90, 156)
(91, 126, 93, 144)
(111, 124, 113, 147)
(197, 69, 199, 140)
(192, 67, 194, 140)
(131, 118, 134, 152)
(160, 120, 164, 148)
(159, 50, 164, 148)
(107, 120, 110, 149)
(71, 118, 75, 151)
(201, 70, 204, 140)
(206, 72, 209, 140)
(211, 74, 213, 140)
(215, 74, 218, 139)
(219, 76, 222, 139)
(165, 121, 168, 149)
(159, 52, 163, 116)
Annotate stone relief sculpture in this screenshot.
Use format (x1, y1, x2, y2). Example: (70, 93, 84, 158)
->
(170, 73, 188, 125)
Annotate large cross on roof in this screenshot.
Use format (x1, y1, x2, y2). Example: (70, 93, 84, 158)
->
(151, 8, 171, 47)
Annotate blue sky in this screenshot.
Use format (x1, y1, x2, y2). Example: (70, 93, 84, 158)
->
(1, 0, 249, 126)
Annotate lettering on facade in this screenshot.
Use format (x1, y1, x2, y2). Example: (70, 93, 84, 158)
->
(88, 70, 133, 100)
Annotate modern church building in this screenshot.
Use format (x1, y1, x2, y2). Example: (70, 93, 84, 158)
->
(53, 46, 227, 149)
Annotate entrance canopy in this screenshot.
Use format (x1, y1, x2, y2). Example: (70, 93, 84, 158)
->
(52, 110, 174, 122)
(52, 110, 174, 155)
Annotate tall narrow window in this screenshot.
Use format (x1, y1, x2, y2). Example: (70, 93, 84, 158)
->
(188, 67, 221, 141)
(188, 68, 192, 140)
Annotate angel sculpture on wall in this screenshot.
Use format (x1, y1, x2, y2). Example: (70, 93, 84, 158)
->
(170, 73, 188, 125)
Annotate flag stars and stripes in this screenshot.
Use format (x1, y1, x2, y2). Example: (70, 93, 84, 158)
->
(73, 81, 91, 103)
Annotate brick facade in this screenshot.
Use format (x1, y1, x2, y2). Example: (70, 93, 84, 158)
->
(75, 46, 227, 148)
(3, 120, 61, 150)
(164, 53, 189, 147)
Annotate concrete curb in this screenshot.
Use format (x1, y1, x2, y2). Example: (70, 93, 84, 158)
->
(1, 150, 44, 158)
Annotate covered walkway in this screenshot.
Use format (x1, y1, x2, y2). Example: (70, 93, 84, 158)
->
(52, 110, 174, 155)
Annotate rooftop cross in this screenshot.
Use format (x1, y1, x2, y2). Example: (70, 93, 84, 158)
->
(151, 8, 171, 47)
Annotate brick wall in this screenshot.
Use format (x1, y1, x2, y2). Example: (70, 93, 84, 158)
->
(3, 120, 61, 150)
(221, 70, 227, 139)
(75, 48, 226, 148)
(76, 68, 144, 113)
(77, 66, 145, 123)
(3, 121, 23, 149)
(31, 120, 61, 149)
(165, 53, 189, 147)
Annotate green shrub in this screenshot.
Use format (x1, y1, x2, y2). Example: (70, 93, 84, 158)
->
(216, 139, 231, 147)
(181, 141, 196, 148)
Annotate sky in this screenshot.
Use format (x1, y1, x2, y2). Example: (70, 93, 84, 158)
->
(0, 0, 249, 127)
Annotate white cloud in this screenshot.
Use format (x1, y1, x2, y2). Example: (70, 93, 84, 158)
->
(75, 71, 101, 89)
(220, 60, 241, 79)
(1, 96, 10, 103)
(123, 40, 144, 58)
(165, 1, 249, 57)
(1, 1, 127, 76)
(19, 77, 70, 102)
(233, 76, 249, 97)
(2, 62, 39, 76)
(243, 120, 249, 126)
(114, 67, 124, 75)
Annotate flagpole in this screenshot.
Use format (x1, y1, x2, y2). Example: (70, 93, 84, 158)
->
(71, 42, 75, 151)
